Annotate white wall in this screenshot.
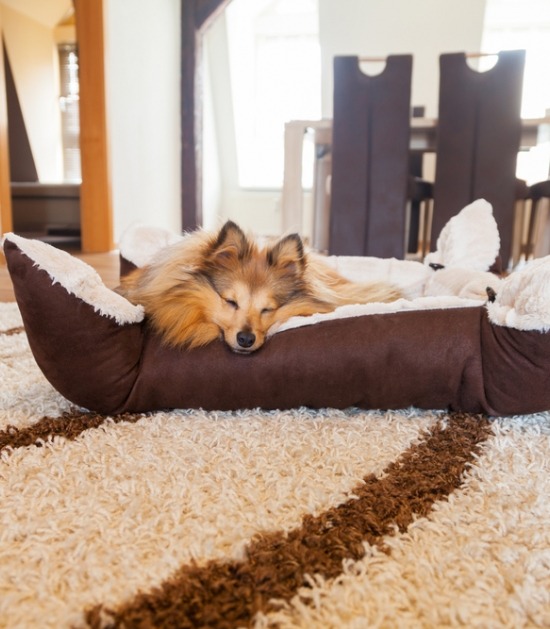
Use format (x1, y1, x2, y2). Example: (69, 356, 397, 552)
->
(104, 0, 181, 243)
(1, 3, 64, 182)
(203, 14, 282, 236)
(202, 43, 223, 231)
(318, 0, 487, 118)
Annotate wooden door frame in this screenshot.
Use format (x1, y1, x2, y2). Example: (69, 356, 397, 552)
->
(0, 11, 12, 245)
(181, 0, 232, 230)
(74, 0, 112, 252)
(0, 0, 112, 256)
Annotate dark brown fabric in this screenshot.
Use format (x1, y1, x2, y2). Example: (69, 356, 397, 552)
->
(5, 238, 550, 416)
(118, 255, 136, 278)
(480, 317, 550, 415)
(84, 413, 492, 628)
(124, 305, 491, 414)
(329, 55, 412, 258)
(4, 241, 144, 413)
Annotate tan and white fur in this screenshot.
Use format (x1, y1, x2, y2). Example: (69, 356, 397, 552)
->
(117, 221, 402, 353)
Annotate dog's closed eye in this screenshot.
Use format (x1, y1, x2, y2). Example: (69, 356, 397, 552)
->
(225, 298, 239, 309)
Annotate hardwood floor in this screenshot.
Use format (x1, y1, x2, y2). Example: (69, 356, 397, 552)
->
(0, 250, 121, 302)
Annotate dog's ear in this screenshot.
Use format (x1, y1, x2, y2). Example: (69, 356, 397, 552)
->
(268, 233, 305, 275)
(209, 221, 250, 263)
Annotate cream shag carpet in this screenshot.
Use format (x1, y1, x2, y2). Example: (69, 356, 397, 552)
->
(1, 302, 549, 628)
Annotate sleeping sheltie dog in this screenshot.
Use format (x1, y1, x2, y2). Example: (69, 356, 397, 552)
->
(117, 221, 402, 354)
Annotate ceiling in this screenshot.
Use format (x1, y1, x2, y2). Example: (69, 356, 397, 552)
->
(0, 0, 72, 29)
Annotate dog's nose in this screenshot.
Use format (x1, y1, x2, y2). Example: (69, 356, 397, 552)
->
(236, 331, 256, 349)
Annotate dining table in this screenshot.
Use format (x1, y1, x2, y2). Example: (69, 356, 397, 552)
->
(282, 116, 550, 252)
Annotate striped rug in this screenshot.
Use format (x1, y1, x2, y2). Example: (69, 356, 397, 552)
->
(1, 302, 549, 628)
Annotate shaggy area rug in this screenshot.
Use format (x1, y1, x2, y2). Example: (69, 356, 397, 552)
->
(1, 301, 550, 628)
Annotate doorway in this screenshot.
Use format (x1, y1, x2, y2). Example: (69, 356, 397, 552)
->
(0, 0, 112, 253)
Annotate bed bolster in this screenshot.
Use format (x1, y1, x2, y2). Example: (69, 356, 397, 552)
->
(4, 240, 144, 413)
(117, 305, 493, 414)
(480, 315, 550, 416)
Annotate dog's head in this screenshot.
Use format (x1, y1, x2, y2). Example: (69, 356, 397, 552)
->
(201, 221, 314, 353)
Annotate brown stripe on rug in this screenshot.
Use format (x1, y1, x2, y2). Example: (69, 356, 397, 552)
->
(84, 412, 492, 629)
(0, 410, 146, 454)
(0, 326, 25, 336)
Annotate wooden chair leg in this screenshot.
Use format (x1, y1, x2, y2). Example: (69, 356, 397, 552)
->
(525, 199, 540, 260)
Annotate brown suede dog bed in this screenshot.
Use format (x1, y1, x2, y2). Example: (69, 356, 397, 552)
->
(4, 210, 550, 416)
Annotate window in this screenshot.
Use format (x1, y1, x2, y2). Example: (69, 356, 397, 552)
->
(58, 44, 81, 182)
(225, 0, 321, 188)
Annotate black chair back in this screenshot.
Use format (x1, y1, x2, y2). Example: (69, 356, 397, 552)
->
(431, 50, 526, 267)
(329, 55, 413, 258)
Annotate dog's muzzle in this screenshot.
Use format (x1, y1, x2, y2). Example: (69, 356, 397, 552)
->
(236, 330, 256, 349)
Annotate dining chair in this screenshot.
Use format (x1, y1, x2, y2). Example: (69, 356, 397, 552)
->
(407, 105, 433, 257)
(328, 55, 416, 258)
(515, 179, 550, 263)
(430, 50, 526, 269)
